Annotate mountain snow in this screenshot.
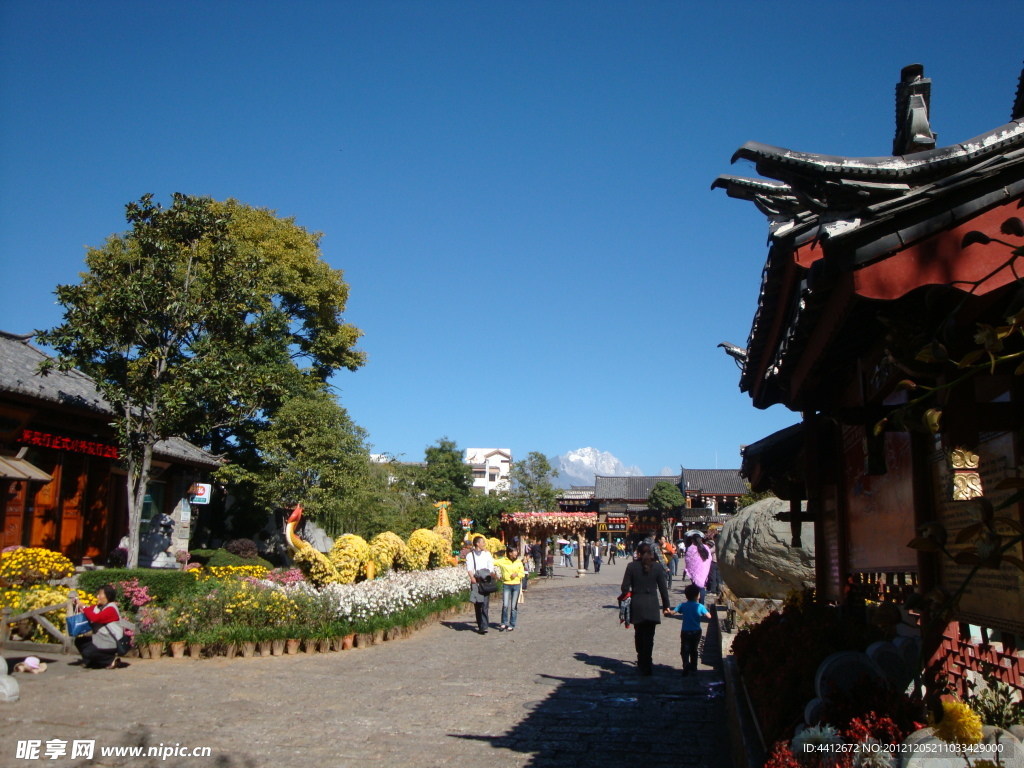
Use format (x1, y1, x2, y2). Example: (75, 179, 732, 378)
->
(549, 447, 644, 488)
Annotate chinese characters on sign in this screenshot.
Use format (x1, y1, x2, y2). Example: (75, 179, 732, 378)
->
(17, 740, 95, 760)
(17, 430, 119, 459)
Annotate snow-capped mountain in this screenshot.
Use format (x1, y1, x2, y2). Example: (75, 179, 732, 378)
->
(549, 447, 644, 489)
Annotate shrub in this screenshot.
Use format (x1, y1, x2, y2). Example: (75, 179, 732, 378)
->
(77, 569, 200, 604)
(223, 538, 259, 560)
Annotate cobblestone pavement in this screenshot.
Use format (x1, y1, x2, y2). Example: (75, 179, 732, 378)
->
(1, 561, 731, 768)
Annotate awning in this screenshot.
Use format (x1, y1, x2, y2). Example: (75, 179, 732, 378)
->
(0, 452, 52, 482)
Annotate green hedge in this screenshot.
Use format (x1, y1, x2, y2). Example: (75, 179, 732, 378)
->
(188, 548, 273, 569)
(77, 568, 200, 603)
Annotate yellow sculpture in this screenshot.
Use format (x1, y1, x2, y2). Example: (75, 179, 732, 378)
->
(284, 505, 344, 588)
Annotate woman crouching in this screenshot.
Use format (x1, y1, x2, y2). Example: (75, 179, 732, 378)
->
(73, 585, 125, 669)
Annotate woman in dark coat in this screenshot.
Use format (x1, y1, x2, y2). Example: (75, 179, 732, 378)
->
(620, 542, 672, 676)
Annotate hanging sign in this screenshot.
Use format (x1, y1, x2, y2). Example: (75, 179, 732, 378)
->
(190, 483, 212, 505)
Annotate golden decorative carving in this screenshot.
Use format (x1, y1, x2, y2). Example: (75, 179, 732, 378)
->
(950, 448, 980, 470)
(952, 472, 984, 501)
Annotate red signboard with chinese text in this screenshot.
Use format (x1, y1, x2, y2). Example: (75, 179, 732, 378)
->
(18, 430, 119, 459)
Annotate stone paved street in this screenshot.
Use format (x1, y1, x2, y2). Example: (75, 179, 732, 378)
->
(1, 561, 731, 768)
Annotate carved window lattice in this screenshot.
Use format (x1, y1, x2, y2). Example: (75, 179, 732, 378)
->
(933, 621, 1023, 698)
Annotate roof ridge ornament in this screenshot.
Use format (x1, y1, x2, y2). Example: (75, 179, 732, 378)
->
(893, 63, 936, 155)
(1012, 61, 1024, 121)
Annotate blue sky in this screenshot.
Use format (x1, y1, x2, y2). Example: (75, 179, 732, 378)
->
(2, 2, 1022, 474)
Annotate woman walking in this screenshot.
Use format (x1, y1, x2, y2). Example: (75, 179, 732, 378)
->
(620, 542, 671, 676)
(494, 545, 525, 631)
(683, 533, 713, 605)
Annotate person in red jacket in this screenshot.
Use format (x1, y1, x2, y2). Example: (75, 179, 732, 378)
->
(72, 585, 125, 669)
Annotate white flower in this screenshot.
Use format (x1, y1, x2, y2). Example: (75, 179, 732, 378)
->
(791, 724, 842, 765)
(852, 740, 895, 768)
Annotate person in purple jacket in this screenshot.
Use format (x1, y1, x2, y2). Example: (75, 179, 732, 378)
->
(683, 533, 713, 605)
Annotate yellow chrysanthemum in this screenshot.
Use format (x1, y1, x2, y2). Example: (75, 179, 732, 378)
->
(328, 534, 371, 584)
(932, 699, 983, 746)
(369, 532, 408, 575)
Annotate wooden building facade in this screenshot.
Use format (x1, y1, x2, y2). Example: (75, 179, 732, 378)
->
(717, 64, 1024, 692)
(0, 331, 221, 565)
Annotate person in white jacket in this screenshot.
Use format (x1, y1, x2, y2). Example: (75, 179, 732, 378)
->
(466, 536, 497, 634)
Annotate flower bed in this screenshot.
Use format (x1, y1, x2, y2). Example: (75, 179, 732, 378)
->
(131, 566, 471, 653)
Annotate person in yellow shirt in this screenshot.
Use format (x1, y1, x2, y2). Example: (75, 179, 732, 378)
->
(494, 545, 526, 632)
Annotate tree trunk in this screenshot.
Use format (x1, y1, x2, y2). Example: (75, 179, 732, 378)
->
(125, 443, 154, 570)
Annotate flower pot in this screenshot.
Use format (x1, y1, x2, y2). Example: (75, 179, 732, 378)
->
(170, 641, 187, 658)
(342, 633, 355, 650)
(271, 639, 286, 656)
(303, 638, 318, 654)
(137, 643, 151, 660)
(318, 638, 331, 653)
(355, 632, 373, 648)
(148, 642, 165, 659)
(259, 640, 272, 657)
(371, 629, 384, 645)
(285, 638, 301, 655)
(385, 626, 400, 641)
(224, 643, 238, 659)
(188, 642, 203, 659)
(331, 636, 344, 652)
(241, 641, 257, 658)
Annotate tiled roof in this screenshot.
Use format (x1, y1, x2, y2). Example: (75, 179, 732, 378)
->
(559, 486, 594, 500)
(594, 475, 681, 501)
(714, 63, 1024, 409)
(681, 469, 747, 496)
(0, 331, 221, 469)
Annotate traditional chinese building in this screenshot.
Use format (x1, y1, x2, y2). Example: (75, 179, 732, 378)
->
(680, 468, 748, 515)
(0, 331, 221, 565)
(717, 63, 1024, 692)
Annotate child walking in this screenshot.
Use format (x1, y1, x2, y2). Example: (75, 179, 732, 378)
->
(674, 583, 711, 677)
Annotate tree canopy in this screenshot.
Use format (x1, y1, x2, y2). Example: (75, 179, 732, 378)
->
(647, 480, 685, 513)
(37, 193, 364, 566)
(508, 452, 560, 515)
(417, 437, 475, 505)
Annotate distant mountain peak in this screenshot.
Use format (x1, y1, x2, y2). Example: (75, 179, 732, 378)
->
(550, 447, 643, 489)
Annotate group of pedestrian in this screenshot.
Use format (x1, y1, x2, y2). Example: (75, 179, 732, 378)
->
(618, 530, 719, 678)
(467, 536, 526, 634)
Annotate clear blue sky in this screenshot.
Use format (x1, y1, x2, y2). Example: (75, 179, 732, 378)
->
(2, 2, 1022, 474)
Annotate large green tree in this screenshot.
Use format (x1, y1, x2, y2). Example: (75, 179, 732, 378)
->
(508, 452, 560, 514)
(648, 480, 686, 536)
(417, 437, 474, 505)
(228, 390, 370, 535)
(37, 194, 364, 567)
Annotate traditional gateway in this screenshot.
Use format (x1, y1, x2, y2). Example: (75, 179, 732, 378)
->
(0, 331, 221, 566)
(716, 63, 1024, 694)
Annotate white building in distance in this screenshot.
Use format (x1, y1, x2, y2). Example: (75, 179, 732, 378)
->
(464, 448, 512, 495)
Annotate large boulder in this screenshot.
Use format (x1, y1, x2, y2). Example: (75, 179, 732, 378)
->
(717, 497, 815, 598)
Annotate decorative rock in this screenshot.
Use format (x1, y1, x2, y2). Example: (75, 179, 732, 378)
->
(717, 497, 815, 598)
(901, 727, 1024, 768)
(0, 674, 20, 703)
(979, 726, 1023, 768)
(299, 519, 334, 554)
(814, 651, 885, 701)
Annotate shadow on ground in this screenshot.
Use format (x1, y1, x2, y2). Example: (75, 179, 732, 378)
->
(450, 628, 730, 768)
